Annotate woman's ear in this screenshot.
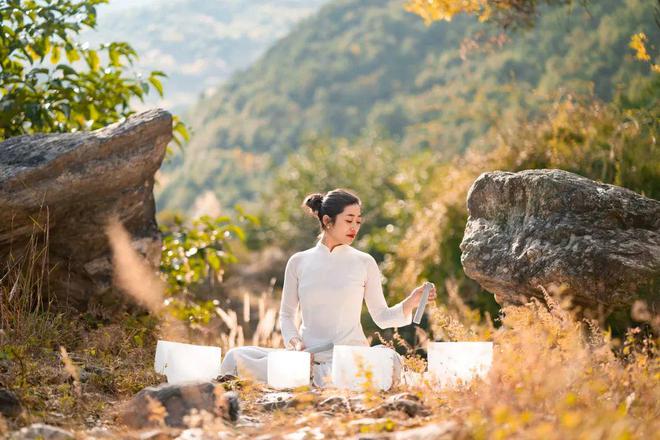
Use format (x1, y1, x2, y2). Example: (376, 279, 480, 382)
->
(322, 214, 331, 229)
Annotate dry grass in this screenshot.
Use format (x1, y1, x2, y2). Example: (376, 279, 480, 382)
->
(1, 216, 657, 439)
(162, 291, 654, 439)
(215, 292, 658, 440)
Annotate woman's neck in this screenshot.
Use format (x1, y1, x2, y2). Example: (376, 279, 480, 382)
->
(321, 233, 343, 251)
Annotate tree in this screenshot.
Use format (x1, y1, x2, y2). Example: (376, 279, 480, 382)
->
(405, 0, 582, 29)
(0, 0, 188, 146)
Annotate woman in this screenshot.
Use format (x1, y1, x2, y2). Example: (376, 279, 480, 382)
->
(220, 188, 436, 387)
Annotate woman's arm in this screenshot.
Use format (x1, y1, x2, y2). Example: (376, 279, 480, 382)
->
(279, 254, 303, 349)
(364, 256, 413, 328)
(364, 256, 437, 328)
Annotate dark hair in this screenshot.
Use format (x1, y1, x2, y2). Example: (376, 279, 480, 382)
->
(302, 188, 361, 230)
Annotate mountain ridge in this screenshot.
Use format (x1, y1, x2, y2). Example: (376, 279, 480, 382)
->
(156, 0, 657, 214)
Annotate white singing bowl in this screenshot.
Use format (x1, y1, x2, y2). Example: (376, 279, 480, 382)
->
(154, 340, 222, 384)
(331, 345, 394, 391)
(267, 350, 311, 389)
(154, 340, 190, 374)
(427, 341, 493, 388)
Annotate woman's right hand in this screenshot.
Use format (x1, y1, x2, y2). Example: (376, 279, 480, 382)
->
(409, 282, 437, 307)
(403, 282, 437, 318)
(288, 336, 305, 351)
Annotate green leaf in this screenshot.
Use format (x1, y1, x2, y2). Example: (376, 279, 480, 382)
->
(29, 67, 49, 75)
(207, 252, 221, 271)
(55, 64, 76, 76)
(50, 45, 60, 64)
(86, 49, 100, 71)
(65, 47, 80, 63)
(148, 75, 164, 97)
(88, 103, 99, 121)
(109, 46, 120, 67)
(173, 120, 190, 142)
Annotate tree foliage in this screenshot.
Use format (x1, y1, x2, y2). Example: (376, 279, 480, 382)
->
(158, 0, 656, 212)
(259, 134, 432, 262)
(159, 209, 258, 326)
(0, 0, 187, 146)
(405, 0, 581, 29)
(260, 88, 658, 334)
(384, 90, 658, 323)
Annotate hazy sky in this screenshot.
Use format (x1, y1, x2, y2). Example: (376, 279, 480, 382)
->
(98, 0, 166, 12)
(87, 0, 329, 113)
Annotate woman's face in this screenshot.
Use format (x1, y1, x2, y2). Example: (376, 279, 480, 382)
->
(323, 203, 362, 245)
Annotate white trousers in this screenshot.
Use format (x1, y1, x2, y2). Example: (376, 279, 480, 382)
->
(219, 345, 403, 388)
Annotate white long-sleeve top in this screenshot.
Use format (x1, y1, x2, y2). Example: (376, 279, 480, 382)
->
(279, 240, 412, 362)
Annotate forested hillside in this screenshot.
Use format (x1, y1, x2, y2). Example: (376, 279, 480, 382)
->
(83, 0, 328, 113)
(156, 0, 656, 213)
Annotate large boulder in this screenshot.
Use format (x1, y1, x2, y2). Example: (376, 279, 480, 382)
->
(460, 169, 659, 312)
(118, 382, 240, 429)
(0, 109, 171, 309)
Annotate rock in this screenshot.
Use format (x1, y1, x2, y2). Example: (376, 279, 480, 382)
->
(84, 427, 117, 439)
(348, 395, 369, 413)
(256, 390, 319, 411)
(235, 415, 262, 428)
(175, 428, 216, 440)
(0, 109, 172, 309)
(390, 421, 457, 439)
(0, 388, 21, 417)
(215, 374, 238, 383)
(386, 393, 420, 403)
(316, 395, 350, 412)
(10, 423, 74, 440)
(118, 382, 239, 429)
(282, 426, 325, 439)
(256, 392, 295, 411)
(137, 430, 172, 440)
(460, 169, 660, 312)
(365, 399, 429, 418)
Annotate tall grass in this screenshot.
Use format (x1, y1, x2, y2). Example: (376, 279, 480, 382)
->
(419, 292, 659, 439)
(0, 209, 69, 351)
(2, 214, 656, 439)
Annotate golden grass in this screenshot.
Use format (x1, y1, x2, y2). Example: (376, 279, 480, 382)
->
(1, 215, 657, 439)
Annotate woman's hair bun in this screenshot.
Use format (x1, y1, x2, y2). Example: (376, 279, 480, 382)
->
(302, 193, 324, 216)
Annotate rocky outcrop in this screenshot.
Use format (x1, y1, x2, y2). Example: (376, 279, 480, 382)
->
(460, 169, 659, 312)
(0, 109, 171, 309)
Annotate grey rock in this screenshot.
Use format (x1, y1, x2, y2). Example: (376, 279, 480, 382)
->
(0, 388, 21, 417)
(316, 395, 350, 412)
(255, 391, 295, 411)
(10, 423, 74, 440)
(235, 414, 262, 428)
(365, 399, 429, 418)
(390, 421, 457, 439)
(0, 109, 172, 309)
(84, 426, 117, 439)
(386, 393, 420, 403)
(460, 169, 659, 311)
(348, 395, 369, 413)
(119, 382, 239, 429)
(256, 390, 319, 411)
(137, 430, 172, 440)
